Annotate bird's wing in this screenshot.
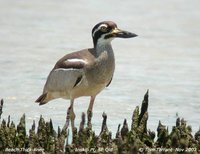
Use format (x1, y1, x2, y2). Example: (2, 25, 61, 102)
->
(43, 58, 87, 93)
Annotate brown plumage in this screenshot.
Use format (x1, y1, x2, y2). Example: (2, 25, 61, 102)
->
(36, 21, 137, 131)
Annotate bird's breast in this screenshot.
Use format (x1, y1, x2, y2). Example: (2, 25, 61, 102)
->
(71, 48, 115, 98)
(86, 50, 115, 87)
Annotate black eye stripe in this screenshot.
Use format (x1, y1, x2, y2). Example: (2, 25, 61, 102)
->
(92, 23, 103, 35)
(100, 26, 107, 32)
(92, 22, 116, 47)
(92, 30, 103, 46)
(92, 27, 114, 45)
(92, 23, 114, 36)
(93, 27, 112, 36)
(104, 34, 114, 39)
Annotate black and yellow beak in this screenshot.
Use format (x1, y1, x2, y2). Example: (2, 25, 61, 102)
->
(112, 28, 138, 38)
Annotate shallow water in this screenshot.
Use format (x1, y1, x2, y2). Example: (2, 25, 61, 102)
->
(0, 0, 200, 135)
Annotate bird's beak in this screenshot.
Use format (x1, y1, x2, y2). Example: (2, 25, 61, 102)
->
(112, 28, 138, 38)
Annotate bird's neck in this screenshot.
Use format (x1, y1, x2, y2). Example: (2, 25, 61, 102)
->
(94, 42, 113, 57)
(90, 41, 115, 86)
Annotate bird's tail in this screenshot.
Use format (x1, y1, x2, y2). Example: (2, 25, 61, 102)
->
(35, 93, 48, 105)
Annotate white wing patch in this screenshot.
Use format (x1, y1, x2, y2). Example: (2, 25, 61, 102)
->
(54, 68, 76, 71)
(66, 58, 87, 64)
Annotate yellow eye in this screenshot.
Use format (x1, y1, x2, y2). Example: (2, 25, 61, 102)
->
(100, 26, 107, 32)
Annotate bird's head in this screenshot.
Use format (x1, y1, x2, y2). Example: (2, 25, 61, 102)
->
(92, 21, 137, 47)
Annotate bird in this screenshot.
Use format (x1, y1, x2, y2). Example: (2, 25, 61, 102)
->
(36, 21, 137, 131)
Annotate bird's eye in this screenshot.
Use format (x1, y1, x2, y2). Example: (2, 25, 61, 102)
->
(100, 26, 107, 32)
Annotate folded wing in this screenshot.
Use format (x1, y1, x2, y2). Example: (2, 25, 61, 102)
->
(36, 58, 87, 105)
(43, 58, 87, 93)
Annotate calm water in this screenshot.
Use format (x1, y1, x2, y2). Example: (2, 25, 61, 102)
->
(0, 0, 200, 135)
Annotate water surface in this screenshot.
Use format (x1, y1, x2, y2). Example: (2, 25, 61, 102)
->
(0, 0, 200, 135)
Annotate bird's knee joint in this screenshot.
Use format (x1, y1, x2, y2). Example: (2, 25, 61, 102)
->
(70, 111, 76, 120)
(72, 114, 76, 120)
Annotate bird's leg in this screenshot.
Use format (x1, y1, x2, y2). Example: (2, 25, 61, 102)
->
(66, 106, 71, 129)
(70, 99, 76, 131)
(87, 96, 95, 128)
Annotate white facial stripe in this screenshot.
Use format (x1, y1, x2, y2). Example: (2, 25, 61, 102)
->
(66, 59, 87, 63)
(92, 24, 108, 37)
(99, 24, 108, 28)
(97, 34, 114, 45)
(99, 31, 113, 40)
